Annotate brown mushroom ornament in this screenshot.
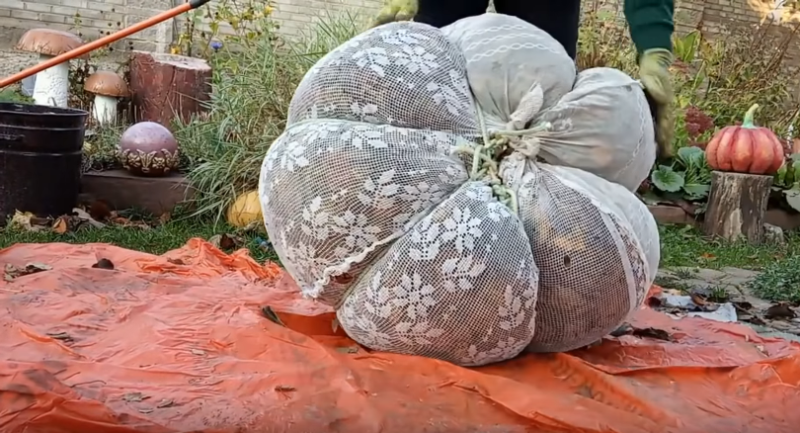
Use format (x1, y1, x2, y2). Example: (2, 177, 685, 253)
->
(16, 29, 84, 107)
(85, 71, 129, 126)
(117, 122, 180, 177)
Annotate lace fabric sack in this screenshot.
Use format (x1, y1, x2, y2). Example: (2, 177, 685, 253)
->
(260, 18, 659, 366)
(441, 14, 655, 191)
(501, 155, 659, 352)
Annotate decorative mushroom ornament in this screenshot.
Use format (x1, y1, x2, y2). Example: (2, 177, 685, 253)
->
(118, 122, 180, 177)
(85, 71, 128, 126)
(16, 29, 83, 108)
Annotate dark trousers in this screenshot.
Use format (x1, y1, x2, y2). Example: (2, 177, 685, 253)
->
(415, 0, 581, 59)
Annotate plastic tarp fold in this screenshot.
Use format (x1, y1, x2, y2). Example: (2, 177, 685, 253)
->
(0, 239, 798, 432)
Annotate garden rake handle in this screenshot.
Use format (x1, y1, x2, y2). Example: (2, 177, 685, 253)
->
(0, 0, 214, 89)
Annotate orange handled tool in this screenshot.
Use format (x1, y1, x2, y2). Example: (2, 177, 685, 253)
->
(0, 0, 213, 89)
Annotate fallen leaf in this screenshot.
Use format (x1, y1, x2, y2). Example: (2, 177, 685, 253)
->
(646, 296, 663, 308)
(167, 258, 186, 265)
(631, 327, 672, 341)
(331, 318, 340, 333)
(138, 408, 154, 414)
(741, 314, 767, 325)
(274, 385, 296, 392)
(72, 208, 106, 229)
(46, 331, 74, 343)
(609, 323, 633, 337)
(335, 346, 359, 354)
(765, 303, 796, 320)
(191, 349, 206, 356)
(209, 233, 244, 251)
(123, 392, 149, 402)
(689, 291, 708, 306)
(159, 212, 171, 225)
(91, 258, 115, 270)
(208, 234, 222, 248)
(261, 306, 285, 326)
(52, 216, 69, 234)
(699, 252, 716, 261)
(156, 399, 175, 408)
(219, 233, 237, 250)
(30, 216, 51, 226)
(88, 200, 112, 222)
(4, 262, 52, 280)
(111, 216, 151, 230)
(8, 211, 46, 232)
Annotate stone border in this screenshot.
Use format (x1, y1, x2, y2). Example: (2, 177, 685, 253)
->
(647, 205, 800, 231)
(81, 170, 194, 216)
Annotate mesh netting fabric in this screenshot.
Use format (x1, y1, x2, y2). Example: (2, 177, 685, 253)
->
(337, 182, 538, 366)
(260, 16, 660, 366)
(500, 155, 658, 353)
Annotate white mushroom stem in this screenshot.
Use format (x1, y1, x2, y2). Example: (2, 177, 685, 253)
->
(31, 54, 69, 108)
(92, 94, 118, 125)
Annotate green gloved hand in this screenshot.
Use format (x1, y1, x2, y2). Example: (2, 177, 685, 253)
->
(372, 0, 418, 27)
(639, 48, 675, 160)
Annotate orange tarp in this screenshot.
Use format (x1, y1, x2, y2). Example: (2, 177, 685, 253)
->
(0, 239, 798, 433)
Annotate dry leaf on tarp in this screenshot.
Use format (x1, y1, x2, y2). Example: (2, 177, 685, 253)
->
(4, 262, 52, 281)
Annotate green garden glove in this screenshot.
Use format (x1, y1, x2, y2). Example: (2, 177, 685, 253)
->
(639, 48, 675, 160)
(373, 0, 418, 27)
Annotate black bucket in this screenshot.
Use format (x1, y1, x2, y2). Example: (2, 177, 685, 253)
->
(0, 102, 89, 225)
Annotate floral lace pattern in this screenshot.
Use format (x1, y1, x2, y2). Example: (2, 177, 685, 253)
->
(260, 18, 660, 366)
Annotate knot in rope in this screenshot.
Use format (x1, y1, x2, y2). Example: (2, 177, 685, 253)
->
(455, 85, 552, 214)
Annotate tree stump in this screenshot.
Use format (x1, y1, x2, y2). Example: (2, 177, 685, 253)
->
(703, 171, 773, 243)
(128, 51, 212, 128)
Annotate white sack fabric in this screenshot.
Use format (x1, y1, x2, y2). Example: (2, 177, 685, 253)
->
(260, 16, 660, 366)
(441, 14, 655, 191)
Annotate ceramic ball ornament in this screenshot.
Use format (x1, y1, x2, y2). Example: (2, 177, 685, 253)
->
(118, 121, 180, 177)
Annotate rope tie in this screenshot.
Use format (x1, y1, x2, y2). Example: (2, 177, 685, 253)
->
(456, 84, 552, 213)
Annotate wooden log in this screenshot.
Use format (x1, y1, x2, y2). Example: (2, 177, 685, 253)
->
(703, 171, 772, 243)
(128, 51, 212, 128)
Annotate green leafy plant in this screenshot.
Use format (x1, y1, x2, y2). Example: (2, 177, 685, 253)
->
(577, 10, 800, 212)
(773, 154, 800, 212)
(673, 30, 700, 64)
(648, 146, 712, 204)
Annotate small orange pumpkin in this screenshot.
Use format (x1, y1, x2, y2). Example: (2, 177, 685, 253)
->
(705, 104, 784, 175)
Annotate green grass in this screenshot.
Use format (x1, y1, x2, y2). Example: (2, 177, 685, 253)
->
(659, 224, 800, 270)
(0, 218, 279, 265)
(748, 255, 800, 303)
(3, 221, 796, 272)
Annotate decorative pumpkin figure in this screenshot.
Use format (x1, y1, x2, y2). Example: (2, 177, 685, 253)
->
(118, 122, 180, 177)
(227, 190, 263, 228)
(705, 104, 784, 175)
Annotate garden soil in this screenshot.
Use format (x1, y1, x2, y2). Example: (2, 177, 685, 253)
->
(0, 239, 798, 433)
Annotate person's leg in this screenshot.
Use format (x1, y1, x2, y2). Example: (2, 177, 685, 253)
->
(415, 0, 489, 28)
(495, 0, 581, 59)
